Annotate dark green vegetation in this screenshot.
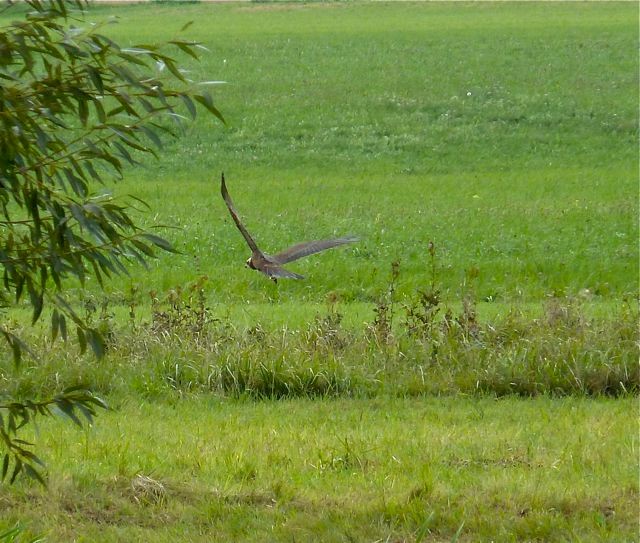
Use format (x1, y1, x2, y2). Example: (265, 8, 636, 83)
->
(0, 2, 637, 542)
(2, 280, 637, 401)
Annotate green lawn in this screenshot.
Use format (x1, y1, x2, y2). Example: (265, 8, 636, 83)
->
(1, 396, 637, 542)
(21, 0, 635, 307)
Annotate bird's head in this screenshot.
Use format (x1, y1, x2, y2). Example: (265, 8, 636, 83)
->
(245, 257, 256, 270)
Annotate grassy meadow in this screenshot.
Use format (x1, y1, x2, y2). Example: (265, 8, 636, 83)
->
(14, 0, 636, 306)
(0, 2, 638, 542)
(2, 396, 637, 542)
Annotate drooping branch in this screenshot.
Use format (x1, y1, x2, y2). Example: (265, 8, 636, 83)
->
(0, 386, 108, 485)
(0, 0, 225, 484)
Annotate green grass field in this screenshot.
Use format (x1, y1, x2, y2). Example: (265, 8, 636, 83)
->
(26, 0, 637, 306)
(0, 2, 638, 542)
(2, 397, 638, 542)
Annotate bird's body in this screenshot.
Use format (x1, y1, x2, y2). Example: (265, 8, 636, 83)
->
(245, 251, 304, 281)
(220, 173, 357, 282)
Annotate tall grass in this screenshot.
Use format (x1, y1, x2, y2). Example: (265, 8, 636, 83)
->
(2, 270, 637, 401)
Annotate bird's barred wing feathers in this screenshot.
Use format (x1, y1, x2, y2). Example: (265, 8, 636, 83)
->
(271, 236, 358, 264)
(220, 173, 261, 254)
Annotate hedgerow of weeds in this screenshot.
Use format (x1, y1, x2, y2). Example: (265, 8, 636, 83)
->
(0, 264, 637, 401)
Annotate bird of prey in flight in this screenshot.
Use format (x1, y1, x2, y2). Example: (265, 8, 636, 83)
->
(220, 173, 357, 282)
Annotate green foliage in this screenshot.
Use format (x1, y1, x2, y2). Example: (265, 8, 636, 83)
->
(0, 0, 223, 484)
(0, 386, 106, 485)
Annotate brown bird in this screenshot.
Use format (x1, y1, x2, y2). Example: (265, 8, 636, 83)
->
(220, 173, 357, 282)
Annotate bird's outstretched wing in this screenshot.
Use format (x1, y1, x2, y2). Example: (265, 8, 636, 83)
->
(264, 264, 305, 280)
(220, 173, 261, 254)
(271, 236, 358, 265)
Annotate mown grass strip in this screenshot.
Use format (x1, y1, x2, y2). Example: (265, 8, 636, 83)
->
(0, 396, 636, 542)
